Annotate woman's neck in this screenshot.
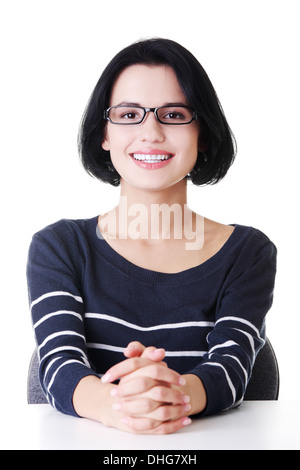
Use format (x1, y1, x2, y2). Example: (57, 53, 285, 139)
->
(119, 178, 188, 211)
(106, 178, 196, 242)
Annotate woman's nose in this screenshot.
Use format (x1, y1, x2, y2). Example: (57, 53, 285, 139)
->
(138, 112, 165, 142)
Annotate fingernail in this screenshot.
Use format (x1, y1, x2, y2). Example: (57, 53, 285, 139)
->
(101, 372, 111, 383)
(182, 417, 192, 426)
(184, 404, 192, 412)
(153, 348, 165, 356)
(110, 387, 118, 397)
(182, 394, 190, 404)
(178, 376, 186, 386)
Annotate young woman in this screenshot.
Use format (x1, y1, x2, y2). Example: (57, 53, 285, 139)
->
(27, 38, 277, 434)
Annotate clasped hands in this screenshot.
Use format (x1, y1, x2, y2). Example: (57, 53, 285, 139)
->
(101, 341, 192, 434)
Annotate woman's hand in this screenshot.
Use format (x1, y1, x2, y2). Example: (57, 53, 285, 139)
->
(101, 342, 192, 434)
(74, 341, 205, 434)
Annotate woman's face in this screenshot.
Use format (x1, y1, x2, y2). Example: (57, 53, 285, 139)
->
(102, 64, 204, 193)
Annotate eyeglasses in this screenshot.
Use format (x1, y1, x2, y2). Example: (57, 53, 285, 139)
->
(104, 105, 198, 125)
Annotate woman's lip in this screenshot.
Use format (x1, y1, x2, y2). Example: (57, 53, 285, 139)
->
(130, 153, 174, 169)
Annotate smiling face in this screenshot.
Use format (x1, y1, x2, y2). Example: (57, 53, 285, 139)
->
(102, 64, 204, 193)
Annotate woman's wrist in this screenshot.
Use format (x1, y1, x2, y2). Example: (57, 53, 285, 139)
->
(73, 375, 116, 425)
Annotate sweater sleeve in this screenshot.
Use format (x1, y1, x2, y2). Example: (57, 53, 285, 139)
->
(188, 230, 277, 417)
(26, 221, 99, 416)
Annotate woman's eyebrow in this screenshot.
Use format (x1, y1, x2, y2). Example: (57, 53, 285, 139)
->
(116, 101, 141, 107)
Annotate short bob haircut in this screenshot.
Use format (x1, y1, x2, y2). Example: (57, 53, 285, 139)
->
(78, 38, 236, 186)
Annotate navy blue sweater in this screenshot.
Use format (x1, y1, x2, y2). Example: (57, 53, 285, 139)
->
(27, 216, 277, 417)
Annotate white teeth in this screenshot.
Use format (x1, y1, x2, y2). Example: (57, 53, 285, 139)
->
(132, 154, 172, 161)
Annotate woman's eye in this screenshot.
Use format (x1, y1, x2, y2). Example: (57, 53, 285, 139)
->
(117, 108, 142, 121)
(158, 107, 192, 123)
(162, 110, 186, 121)
(167, 112, 183, 119)
(121, 112, 138, 119)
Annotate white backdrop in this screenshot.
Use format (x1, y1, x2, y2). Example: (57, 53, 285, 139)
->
(1, 0, 299, 426)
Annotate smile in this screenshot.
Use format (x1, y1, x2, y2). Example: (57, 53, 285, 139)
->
(131, 153, 174, 162)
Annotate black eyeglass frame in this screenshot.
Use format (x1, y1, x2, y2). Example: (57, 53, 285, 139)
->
(103, 105, 198, 125)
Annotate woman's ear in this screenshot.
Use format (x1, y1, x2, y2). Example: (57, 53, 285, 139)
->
(101, 124, 111, 151)
(102, 135, 110, 151)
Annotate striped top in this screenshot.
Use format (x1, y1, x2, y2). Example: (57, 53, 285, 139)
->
(27, 216, 277, 417)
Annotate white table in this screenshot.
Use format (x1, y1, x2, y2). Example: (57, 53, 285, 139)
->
(4, 401, 300, 450)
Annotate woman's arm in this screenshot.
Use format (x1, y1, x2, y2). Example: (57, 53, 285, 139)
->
(27, 224, 101, 415)
(187, 235, 277, 416)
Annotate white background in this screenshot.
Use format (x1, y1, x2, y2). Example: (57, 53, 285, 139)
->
(1, 0, 299, 426)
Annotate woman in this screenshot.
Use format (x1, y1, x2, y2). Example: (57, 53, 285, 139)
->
(27, 38, 277, 434)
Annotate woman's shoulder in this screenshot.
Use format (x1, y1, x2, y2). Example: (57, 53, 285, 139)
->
(202, 218, 276, 267)
(233, 222, 276, 250)
(32, 215, 98, 238)
(204, 217, 274, 244)
(29, 216, 99, 260)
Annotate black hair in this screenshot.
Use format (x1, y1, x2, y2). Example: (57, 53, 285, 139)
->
(78, 38, 236, 186)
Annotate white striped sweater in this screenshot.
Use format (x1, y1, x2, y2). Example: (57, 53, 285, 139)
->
(27, 217, 277, 417)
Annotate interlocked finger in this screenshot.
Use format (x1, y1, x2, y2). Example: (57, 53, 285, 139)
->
(114, 377, 169, 398)
(119, 363, 185, 386)
(114, 397, 160, 415)
(101, 357, 172, 384)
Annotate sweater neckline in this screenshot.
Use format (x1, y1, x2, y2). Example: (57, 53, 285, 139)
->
(90, 216, 249, 285)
